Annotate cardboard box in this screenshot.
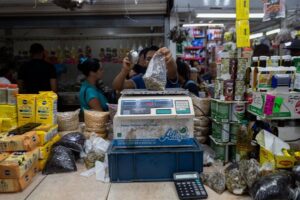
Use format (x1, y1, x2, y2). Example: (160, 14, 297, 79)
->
(0, 105, 17, 119)
(0, 131, 40, 152)
(0, 153, 10, 162)
(35, 124, 58, 146)
(0, 163, 38, 193)
(35, 92, 57, 125)
(0, 148, 39, 179)
(256, 130, 296, 168)
(17, 94, 36, 126)
(248, 91, 300, 119)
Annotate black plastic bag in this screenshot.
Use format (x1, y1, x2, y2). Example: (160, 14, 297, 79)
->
(250, 172, 294, 200)
(43, 146, 77, 174)
(54, 132, 85, 160)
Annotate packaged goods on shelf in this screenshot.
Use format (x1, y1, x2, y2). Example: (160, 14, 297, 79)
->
(0, 148, 39, 179)
(0, 163, 38, 193)
(248, 91, 300, 119)
(256, 130, 296, 168)
(0, 105, 17, 118)
(38, 159, 47, 171)
(35, 92, 58, 125)
(0, 131, 40, 152)
(35, 124, 58, 146)
(0, 152, 10, 162)
(17, 94, 37, 126)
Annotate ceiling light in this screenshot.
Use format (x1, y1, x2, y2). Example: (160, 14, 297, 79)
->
(250, 33, 264, 39)
(196, 13, 264, 19)
(183, 23, 225, 27)
(266, 29, 281, 36)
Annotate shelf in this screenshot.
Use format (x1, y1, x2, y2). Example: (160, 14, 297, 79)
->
(184, 46, 205, 50)
(209, 135, 236, 146)
(211, 98, 248, 104)
(181, 57, 205, 61)
(247, 109, 300, 120)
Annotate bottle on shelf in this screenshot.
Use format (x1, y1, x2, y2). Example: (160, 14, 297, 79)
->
(237, 120, 252, 160)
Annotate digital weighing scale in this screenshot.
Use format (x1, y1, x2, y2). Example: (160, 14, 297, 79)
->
(113, 89, 195, 148)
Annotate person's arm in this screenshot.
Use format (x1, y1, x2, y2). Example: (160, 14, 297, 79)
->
(88, 98, 103, 111)
(157, 47, 177, 80)
(50, 79, 57, 93)
(112, 57, 135, 91)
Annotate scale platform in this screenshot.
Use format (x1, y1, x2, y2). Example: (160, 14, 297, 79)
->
(121, 89, 190, 96)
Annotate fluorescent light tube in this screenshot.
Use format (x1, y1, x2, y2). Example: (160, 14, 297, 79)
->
(196, 13, 264, 19)
(266, 29, 280, 36)
(182, 23, 225, 27)
(250, 33, 263, 39)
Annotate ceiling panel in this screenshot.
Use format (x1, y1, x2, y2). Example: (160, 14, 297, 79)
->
(0, 0, 169, 16)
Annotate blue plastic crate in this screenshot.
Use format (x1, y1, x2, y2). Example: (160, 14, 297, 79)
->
(108, 138, 203, 182)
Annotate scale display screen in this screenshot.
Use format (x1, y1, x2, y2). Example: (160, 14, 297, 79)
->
(121, 99, 173, 115)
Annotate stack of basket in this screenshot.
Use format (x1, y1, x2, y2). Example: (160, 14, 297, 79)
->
(191, 95, 210, 144)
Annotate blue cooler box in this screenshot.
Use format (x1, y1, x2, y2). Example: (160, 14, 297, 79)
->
(108, 138, 203, 182)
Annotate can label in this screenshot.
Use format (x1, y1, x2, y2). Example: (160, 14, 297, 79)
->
(211, 141, 226, 161)
(234, 80, 245, 101)
(294, 74, 300, 91)
(212, 121, 222, 142)
(214, 80, 220, 99)
(230, 123, 240, 143)
(237, 58, 248, 80)
(211, 101, 217, 119)
(231, 103, 245, 122)
(229, 146, 240, 162)
(217, 102, 230, 122)
(221, 123, 230, 142)
(223, 80, 234, 101)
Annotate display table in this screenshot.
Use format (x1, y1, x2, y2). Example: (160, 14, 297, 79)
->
(2, 164, 251, 200)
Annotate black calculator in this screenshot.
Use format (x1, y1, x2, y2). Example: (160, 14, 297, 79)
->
(173, 172, 208, 200)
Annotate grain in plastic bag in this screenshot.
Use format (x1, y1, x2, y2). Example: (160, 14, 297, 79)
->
(57, 109, 80, 131)
(143, 53, 166, 91)
(84, 110, 109, 133)
(225, 163, 247, 195)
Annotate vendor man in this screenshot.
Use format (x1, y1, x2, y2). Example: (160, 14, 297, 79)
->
(112, 46, 179, 90)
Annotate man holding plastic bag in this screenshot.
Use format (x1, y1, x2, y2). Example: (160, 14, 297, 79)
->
(113, 47, 179, 91)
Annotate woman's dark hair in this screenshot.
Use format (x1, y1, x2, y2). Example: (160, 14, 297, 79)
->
(143, 46, 159, 58)
(77, 58, 101, 76)
(176, 60, 190, 81)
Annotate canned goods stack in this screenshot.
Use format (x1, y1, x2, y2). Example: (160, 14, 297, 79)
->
(210, 98, 247, 162)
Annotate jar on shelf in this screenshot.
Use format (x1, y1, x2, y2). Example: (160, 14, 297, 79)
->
(259, 56, 269, 67)
(252, 57, 259, 67)
(0, 83, 8, 104)
(282, 55, 292, 67)
(7, 84, 18, 105)
(271, 56, 280, 67)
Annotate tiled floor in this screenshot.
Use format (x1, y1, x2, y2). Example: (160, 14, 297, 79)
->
(1, 164, 251, 200)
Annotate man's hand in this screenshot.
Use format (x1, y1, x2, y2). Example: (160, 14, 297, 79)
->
(157, 47, 173, 64)
(157, 47, 177, 80)
(121, 57, 131, 74)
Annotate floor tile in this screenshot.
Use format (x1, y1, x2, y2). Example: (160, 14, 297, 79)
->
(26, 164, 110, 200)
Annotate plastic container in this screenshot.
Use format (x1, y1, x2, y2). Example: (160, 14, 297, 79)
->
(108, 138, 203, 182)
(271, 56, 280, 67)
(282, 55, 292, 67)
(7, 84, 18, 105)
(0, 83, 8, 104)
(259, 56, 268, 68)
(252, 57, 259, 67)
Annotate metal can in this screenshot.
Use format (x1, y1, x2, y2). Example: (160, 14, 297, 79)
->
(211, 100, 217, 119)
(223, 80, 234, 101)
(212, 121, 222, 142)
(234, 80, 245, 101)
(229, 145, 240, 162)
(230, 123, 240, 143)
(217, 102, 230, 122)
(214, 80, 220, 99)
(231, 103, 246, 122)
(221, 123, 230, 142)
(237, 58, 248, 80)
(211, 139, 227, 162)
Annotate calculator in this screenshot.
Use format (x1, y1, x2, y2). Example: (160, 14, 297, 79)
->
(173, 172, 208, 200)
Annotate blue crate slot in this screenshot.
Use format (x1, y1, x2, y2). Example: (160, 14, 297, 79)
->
(108, 138, 203, 182)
